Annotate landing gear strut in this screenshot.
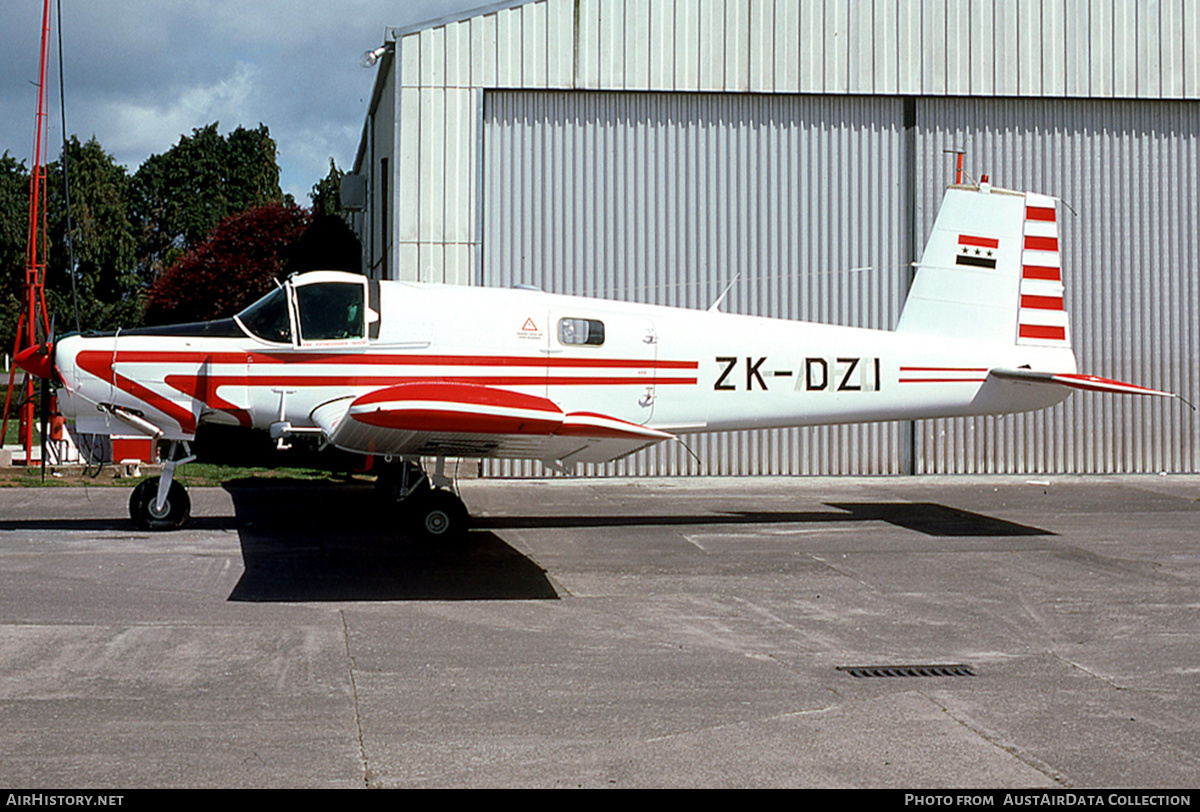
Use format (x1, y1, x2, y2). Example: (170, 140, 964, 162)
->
(375, 457, 470, 542)
(129, 441, 195, 531)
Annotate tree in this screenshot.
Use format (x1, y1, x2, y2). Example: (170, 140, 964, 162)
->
(0, 153, 29, 350)
(309, 158, 344, 216)
(45, 137, 142, 333)
(132, 123, 284, 281)
(287, 213, 362, 275)
(0, 153, 28, 282)
(143, 199, 364, 327)
(0, 125, 349, 339)
(143, 203, 312, 326)
(2, 140, 143, 345)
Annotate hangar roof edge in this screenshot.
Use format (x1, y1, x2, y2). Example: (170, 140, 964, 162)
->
(384, 0, 534, 41)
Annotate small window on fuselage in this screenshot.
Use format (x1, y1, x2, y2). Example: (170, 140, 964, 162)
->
(558, 317, 604, 346)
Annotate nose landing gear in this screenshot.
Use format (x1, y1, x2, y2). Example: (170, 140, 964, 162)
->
(128, 441, 195, 531)
(129, 476, 191, 530)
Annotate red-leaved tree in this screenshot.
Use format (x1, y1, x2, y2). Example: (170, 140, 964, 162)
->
(143, 203, 312, 325)
(144, 203, 363, 326)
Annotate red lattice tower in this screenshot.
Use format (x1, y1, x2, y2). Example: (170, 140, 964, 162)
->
(3, 0, 54, 461)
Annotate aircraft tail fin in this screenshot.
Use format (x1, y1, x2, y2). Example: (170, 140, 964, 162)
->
(897, 182, 1070, 349)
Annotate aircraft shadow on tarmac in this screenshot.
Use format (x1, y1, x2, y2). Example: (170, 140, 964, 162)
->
(225, 482, 1051, 602)
(223, 485, 1051, 602)
(222, 480, 560, 603)
(474, 502, 1054, 538)
(0, 481, 1053, 602)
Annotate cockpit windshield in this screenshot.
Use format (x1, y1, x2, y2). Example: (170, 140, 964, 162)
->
(236, 287, 292, 343)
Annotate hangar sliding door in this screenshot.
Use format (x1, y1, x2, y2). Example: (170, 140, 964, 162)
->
(915, 98, 1199, 474)
(482, 90, 908, 477)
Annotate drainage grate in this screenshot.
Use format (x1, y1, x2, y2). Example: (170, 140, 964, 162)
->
(837, 663, 975, 678)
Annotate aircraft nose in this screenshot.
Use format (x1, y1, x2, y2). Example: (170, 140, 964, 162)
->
(14, 341, 57, 382)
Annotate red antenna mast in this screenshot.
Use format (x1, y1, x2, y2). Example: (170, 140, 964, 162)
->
(3, 0, 54, 463)
(943, 148, 967, 185)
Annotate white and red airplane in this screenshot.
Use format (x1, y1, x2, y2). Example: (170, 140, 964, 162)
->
(15, 178, 1182, 538)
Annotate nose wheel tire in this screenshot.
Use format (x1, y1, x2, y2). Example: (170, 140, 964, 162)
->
(407, 489, 469, 542)
(129, 477, 191, 531)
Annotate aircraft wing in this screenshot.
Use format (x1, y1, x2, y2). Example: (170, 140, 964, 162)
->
(988, 368, 1182, 399)
(310, 382, 675, 467)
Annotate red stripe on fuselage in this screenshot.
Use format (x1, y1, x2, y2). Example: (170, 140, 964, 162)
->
(75, 352, 200, 433)
(164, 374, 252, 427)
(899, 366, 987, 372)
(74, 349, 698, 433)
(187, 374, 697, 388)
(899, 378, 988, 383)
(898, 366, 988, 384)
(103, 350, 699, 371)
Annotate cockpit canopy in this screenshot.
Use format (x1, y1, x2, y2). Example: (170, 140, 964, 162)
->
(237, 286, 293, 343)
(236, 271, 375, 345)
(296, 280, 364, 341)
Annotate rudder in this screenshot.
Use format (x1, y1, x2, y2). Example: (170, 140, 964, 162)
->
(1015, 193, 1070, 347)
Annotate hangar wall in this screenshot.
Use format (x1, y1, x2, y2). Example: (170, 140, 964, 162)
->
(358, 0, 1200, 288)
(915, 98, 1199, 474)
(354, 0, 1200, 475)
(478, 90, 1199, 476)
(481, 90, 911, 477)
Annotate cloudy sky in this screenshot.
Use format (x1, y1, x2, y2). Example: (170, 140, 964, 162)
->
(1, 1, 485, 202)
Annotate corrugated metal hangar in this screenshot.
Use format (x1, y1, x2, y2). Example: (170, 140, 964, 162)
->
(350, 0, 1199, 477)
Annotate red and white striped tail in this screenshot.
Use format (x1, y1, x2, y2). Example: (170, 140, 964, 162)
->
(1017, 193, 1071, 346)
(898, 182, 1073, 351)
(898, 180, 1180, 406)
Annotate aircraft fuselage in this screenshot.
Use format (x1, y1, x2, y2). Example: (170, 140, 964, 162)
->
(52, 275, 1075, 451)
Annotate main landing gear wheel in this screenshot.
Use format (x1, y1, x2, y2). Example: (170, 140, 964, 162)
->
(129, 476, 191, 531)
(374, 459, 471, 542)
(407, 488, 470, 543)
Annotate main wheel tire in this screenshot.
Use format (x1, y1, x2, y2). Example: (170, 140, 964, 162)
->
(407, 489, 469, 542)
(129, 477, 191, 531)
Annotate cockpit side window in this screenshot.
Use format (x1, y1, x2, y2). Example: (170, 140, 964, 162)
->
(295, 282, 365, 342)
(237, 287, 293, 343)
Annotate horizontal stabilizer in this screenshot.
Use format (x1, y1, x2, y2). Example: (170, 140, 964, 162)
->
(989, 368, 1184, 401)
